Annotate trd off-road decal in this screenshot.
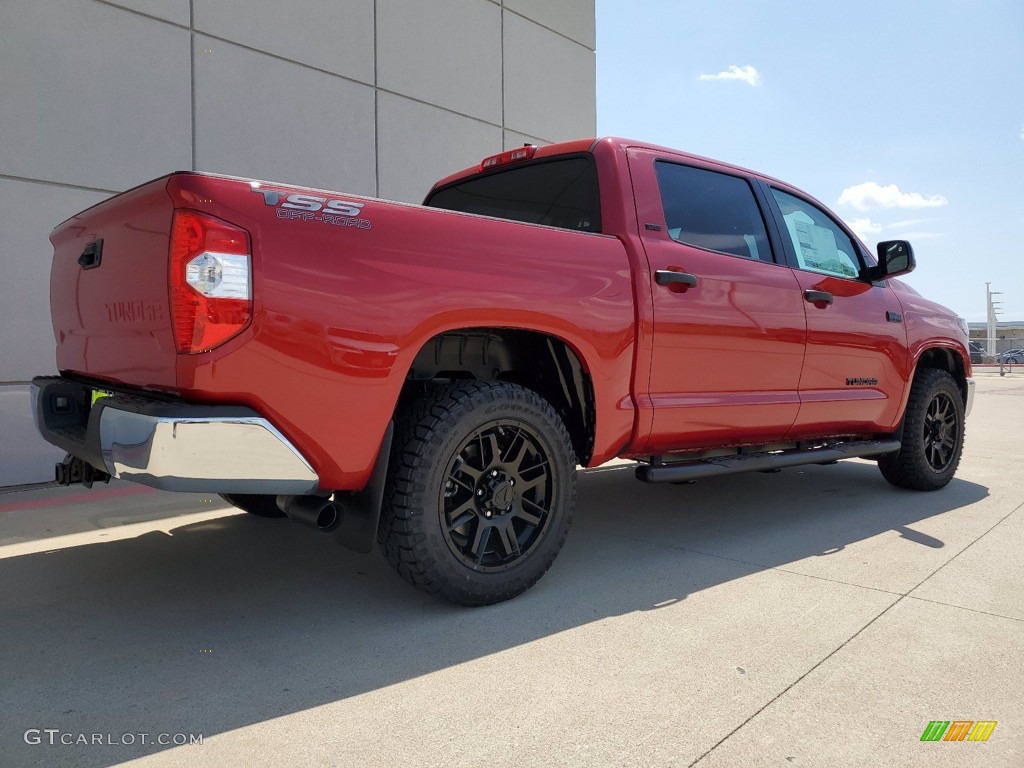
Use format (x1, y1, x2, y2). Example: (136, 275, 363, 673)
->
(251, 188, 372, 230)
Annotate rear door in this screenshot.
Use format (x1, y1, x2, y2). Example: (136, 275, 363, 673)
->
(760, 184, 911, 437)
(627, 148, 807, 454)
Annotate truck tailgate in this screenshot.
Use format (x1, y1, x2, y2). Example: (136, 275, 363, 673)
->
(49, 176, 177, 390)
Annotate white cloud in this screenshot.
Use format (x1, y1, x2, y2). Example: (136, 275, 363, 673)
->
(845, 217, 883, 240)
(1019, 125, 1024, 140)
(837, 181, 948, 212)
(887, 231, 945, 241)
(698, 65, 761, 86)
(886, 218, 933, 230)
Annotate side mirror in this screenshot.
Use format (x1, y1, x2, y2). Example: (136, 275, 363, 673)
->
(869, 240, 915, 280)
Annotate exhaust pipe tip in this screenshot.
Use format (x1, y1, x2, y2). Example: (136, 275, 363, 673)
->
(277, 495, 342, 532)
(313, 501, 341, 531)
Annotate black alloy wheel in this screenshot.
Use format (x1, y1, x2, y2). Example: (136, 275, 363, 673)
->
(441, 422, 553, 573)
(378, 380, 576, 606)
(922, 390, 959, 473)
(878, 367, 964, 491)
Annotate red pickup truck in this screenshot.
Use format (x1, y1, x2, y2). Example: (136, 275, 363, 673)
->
(33, 137, 974, 605)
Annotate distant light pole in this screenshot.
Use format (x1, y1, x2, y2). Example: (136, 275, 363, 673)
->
(986, 282, 1002, 357)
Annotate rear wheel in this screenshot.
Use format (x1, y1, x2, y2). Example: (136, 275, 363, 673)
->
(878, 368, 964, 491)
(378, 380, 577, 606)
(219, 493, 286, 518)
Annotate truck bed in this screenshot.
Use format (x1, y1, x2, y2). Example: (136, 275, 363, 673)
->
(47, 172, 637, 489)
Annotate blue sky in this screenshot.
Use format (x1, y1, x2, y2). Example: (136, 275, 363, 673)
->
(596, 0, 1024, 321)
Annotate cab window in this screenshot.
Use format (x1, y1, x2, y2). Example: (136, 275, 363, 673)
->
(425, 156, 601, 233)
(771, 189, 862, 279)
(654, 161, 774, 262)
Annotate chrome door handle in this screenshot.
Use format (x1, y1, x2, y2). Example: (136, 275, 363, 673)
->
(655, 270, 698, 288)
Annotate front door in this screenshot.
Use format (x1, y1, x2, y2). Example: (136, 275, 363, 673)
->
(763, 185, 911, 437)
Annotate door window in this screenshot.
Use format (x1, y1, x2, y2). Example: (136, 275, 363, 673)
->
(654, 162, 773, 262)
(771, 189, 862, 279)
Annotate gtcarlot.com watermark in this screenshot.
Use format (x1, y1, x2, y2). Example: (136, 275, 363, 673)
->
(24, 729, 203, 747)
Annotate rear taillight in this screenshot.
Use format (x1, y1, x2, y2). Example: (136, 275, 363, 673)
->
(169, 210, 252, 354)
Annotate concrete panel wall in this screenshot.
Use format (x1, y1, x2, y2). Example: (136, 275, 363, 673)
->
(0, 0, 596, 486)
(505, 0, 596, 48)
(378, 94, 502, 203)
(503, 12, 597, 142)
(104, 0, 190, 25)
(377, 0, 503, 125)
(0, 0, 192, 191)
(193, 35, 377, 194)
(193, 0, 376, 81)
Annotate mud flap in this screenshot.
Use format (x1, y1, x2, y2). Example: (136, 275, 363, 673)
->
(333, 421, 393, 554)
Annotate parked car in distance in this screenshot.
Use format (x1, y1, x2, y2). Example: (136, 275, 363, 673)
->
(999, 349, 1024, 364)
(968, 341, 985, 365)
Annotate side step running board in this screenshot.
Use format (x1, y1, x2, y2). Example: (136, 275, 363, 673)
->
(635, 440, 901, 484)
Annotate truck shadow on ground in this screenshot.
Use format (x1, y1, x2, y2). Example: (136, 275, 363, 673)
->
(0, 461, 987, 766)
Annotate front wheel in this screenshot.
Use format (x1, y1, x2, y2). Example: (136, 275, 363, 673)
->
(378, 380, 577, 606)
(878, 368, 965, 491)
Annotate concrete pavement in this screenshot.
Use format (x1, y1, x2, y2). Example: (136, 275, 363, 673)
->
(0, 372, 1021, 767)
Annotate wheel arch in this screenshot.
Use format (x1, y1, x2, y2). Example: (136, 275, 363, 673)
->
(914, 345, 969, 406)
(401, 327, 596, 464)
(888, 345, 969, 441)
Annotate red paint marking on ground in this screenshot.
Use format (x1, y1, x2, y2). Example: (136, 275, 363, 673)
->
(0, 485, 155, 514)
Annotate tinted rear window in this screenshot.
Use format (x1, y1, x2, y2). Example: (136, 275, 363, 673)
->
(425, 156, 601, 233)
(655, 161, 773, 262)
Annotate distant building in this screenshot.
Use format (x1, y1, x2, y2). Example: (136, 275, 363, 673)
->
(968, 321, 1024, 353)
(1, 0, 597, 486)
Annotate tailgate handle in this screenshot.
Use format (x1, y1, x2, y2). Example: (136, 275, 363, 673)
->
(78, 240, 103, 270)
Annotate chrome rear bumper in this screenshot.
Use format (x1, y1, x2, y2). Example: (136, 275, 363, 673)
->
(32, 377, 319, 494)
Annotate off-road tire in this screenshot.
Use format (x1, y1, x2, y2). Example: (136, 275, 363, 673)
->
(878, 368, 965, 491)
(219, 493, 286, 518)
(378, 380, 577, 606)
